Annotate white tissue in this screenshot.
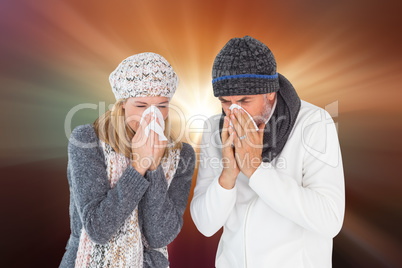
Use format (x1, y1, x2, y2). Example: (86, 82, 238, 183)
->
(139, 105, 167, 141)
(228, 103, 259, 131)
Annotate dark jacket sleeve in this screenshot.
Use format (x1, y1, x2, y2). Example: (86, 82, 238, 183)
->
(68, 124, 150, 244)
(138, 142, 196, 248)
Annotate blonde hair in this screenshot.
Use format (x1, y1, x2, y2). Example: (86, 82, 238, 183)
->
(93, 99, 182, 159)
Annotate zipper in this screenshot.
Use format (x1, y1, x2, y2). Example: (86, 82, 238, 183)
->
(243, 197, 257, 268)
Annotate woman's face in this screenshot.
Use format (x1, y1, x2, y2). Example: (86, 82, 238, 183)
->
(122, 96, 169, 132)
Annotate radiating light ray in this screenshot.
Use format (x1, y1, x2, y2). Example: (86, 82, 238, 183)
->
(341, 210, 402, 267)
(24, 0, 131, 65)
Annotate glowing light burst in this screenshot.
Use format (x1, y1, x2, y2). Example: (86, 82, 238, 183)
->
(170, 81, 220, 146)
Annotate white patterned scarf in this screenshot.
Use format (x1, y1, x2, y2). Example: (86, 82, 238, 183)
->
(74, 140, 181, 267)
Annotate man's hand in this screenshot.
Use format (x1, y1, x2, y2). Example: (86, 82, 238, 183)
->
(230, 108, 265, 178)
(219, 111, 240, 189)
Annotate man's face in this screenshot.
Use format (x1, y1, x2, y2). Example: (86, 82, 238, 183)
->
(218, 93, 276, 125)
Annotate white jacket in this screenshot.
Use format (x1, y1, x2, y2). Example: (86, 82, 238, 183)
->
(190, 100, 345, 268)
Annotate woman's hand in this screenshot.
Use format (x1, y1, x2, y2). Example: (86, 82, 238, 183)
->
(149, 117, 168, 171)
(131, 114, 167, 175)
(131, 113, 153, 176)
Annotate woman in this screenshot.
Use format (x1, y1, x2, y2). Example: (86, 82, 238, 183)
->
(59, 52, 196, 268)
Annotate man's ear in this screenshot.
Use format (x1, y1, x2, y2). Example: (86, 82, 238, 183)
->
(267, 92, 276, 101)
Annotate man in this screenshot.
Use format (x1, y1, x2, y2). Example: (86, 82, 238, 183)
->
(190, 36, 345, 268)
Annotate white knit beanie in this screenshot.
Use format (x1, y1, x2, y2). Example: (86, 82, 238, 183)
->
(109, 52, 179, 101)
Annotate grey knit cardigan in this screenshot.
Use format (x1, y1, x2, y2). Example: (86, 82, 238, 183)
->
(59, 124, 196, 268)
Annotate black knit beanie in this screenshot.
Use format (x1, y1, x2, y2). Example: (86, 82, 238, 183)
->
(212, 35, 280, 97)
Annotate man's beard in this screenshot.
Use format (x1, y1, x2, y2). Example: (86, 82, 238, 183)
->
(253, 97, 273, 126)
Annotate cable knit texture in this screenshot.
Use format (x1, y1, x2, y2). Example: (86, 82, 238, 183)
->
(212, 35, 279, 96)
(109, 52, 179, 101)
(59, 123, 196, 268)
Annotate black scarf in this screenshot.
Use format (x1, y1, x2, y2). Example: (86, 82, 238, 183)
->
(218, 73, 301, 163)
